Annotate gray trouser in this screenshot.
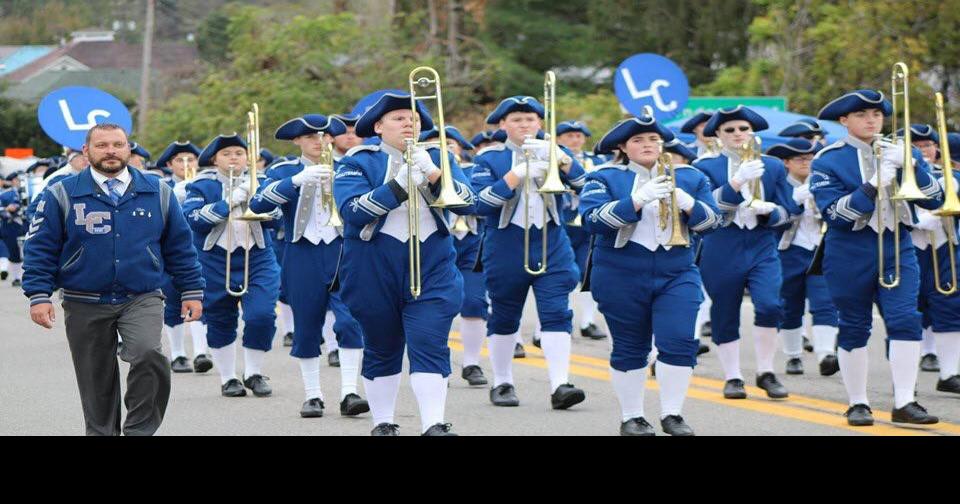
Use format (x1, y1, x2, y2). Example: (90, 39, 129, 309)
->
(63, 293, 170, 436)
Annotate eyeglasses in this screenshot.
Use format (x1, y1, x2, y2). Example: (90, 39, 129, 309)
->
(722, 126, 752, 134)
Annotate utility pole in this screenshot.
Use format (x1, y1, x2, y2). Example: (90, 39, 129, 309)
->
(138, 0, 156, 137)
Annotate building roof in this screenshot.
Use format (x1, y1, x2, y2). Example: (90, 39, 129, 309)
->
(3, 69, 145, 102)
(4, 39, 198, 82)
(0, 46, 55, 76)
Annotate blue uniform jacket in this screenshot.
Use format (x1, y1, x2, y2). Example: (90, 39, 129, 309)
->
(182, 170, 282, 253)
(249, 157, 343, 242)
(22, 167, 205, 306)
(694, 153, 801, 228)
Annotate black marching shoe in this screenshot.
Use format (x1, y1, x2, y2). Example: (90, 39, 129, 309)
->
(243, 374, 272, 397)
(282, 332, 294, 347)
(490, 383, 520, 407)
(697, 342, 710, 356)
(620, 417, 655, 436)
(328, 349, 340, 367)
(660, 415, 695, 436)
(756, 372, 789, 399)
(785, 358, 804, 375)
(221, 378, 247, 397)
(920, 354, 940, 372)
(194, 354, 213, 373)
(936, 375, 960, 394)
(422, 423, 458, 436)
(891, 402, 939, 425)
(0, 271, 7, 280)
(513, 342, 526, 358)
(300, 398, 324, 418)
(844, 403, 874, 426)
(701, 321, 712, 337)
(371, 423, 400, 436)
(551, 383, 586, 410)
(461, 365, 488, 386)
(819, 354, 840, 376)
(803, 336, 814, 353)
(723, 379, 747, 399)
(650, 360, 656, 377)
(340, 393, 370, 416)
(171, 356, 193, 373)
(532, 336, 542, 349)
(580, 323, 607, 340)
(11, 278, 21, 287)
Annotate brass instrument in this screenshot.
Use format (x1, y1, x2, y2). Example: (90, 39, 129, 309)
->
(930, 92, 960, 295)
(891, 63, 927, 201)
(736, 135, 764, 208)
(706, 137, 723, 156)
(180, 154, 197, 182)
(656, 140, 690, 247)
(318, 141, 343, 227)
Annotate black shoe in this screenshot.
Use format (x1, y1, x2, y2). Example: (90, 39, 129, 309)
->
(171, 356, 193, 373)
(532, 336, 541, 349)
(243, 374, 272, 397)
(513, 342, 526, 358)
(328, 349, 340, 367)
(803, 336, 814, 352)
(490, 383, 519, 407)
(785, 358, 804, 375)
(0, 271, 7, 280)
(819, 354, 839, 376)
(282, 332, 293, 347)
(650, 360, 656, 377)
(660, 415, 695, 436)
(117, 340, 124, 356)
(300, 398, 324, 418)
(697, 342, 710, 356)
(579, 323, 607, 340)
(701, 321, 712, 337)
(920, 354, 940, 372)
(723, 379, 747, 399)
(756, 372, 789, 399)
(422, 423, 458, 436)
(193, 354, 213, 373)
(461, 365, 488, 386)
(551, 383, 586, 410)
(371, 423, 400, 436)
(340, 393, 370, 416)
(844, 403, 874, 426)
(620, 417, 655, 436)
(936, 375, 960, 394)
(221, 378, 247, 397)
(891, 402, 939, 425)
(11, 278, 21, 287)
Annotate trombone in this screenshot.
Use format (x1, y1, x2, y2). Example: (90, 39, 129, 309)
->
(406, 66, 469, 298)
(930, 92, 960, 295)
(656, 140, 690, 247)
(523, 70, 567, 276)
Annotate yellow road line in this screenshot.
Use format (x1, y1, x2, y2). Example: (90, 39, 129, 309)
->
(448, 336, 952, 436)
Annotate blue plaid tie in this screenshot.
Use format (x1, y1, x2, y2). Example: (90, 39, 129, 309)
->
(105, 178, 123, 205)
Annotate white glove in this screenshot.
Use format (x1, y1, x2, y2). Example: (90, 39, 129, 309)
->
(750, 201, 778, 216)
(173, 180, 188, 203)
(412, 148, 440, 179)
(292, 164, 330, 187)
(880, 140, 907, 170)
(521, 138, 551, 161)
(674, 187, 695, 212)
(632, 175, 672, 208)
(731, 159, 765, 186)
(394, 164, 425, 191)
(510, 160, 548, 181)
(870, 160, 898, 188)
(791, 184, 812, 205)
(914, 212, 942, 232)
(229, 185, 249, 208)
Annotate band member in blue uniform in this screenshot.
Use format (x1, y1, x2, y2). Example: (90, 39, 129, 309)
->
(766, 139, 840, 376)
(155, 141, 213, 373)
(810, 90, 944, 425)
(681, 112, 719, 158)
(694, 106, 802, 400)
(332, 113, 364, 162)
(472, 96, 588, 410)
(334, 91, 477, 436)
(251, 113, 370, 418)
(0, 174, 26, 286)
(556, 120, 607, 341)
(183, 134, 282, 398)
(471, 130, 500, 153)
(128, 142, 151, 170)
(581, 115, 721, 435)
(779, 118, 828, 146)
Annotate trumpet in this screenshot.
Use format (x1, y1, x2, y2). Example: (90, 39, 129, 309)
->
(656, 140, 690, 247)
(317, 141, 343, 227)
(930, 92, 960, 295)
(736, 135, 764, 208)
(180, 155, 197, 182)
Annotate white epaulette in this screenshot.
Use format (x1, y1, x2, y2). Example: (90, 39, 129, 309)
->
(345, 144, 380, 157)
(595, 162, 625, 171)
(475, 143, 506, 157)
(193, 170, 218, 181)
(814, 140, 845, 160)
(691, 152, 721, 165)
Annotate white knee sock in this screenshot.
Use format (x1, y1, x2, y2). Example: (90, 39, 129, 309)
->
(838, 347, 869, 406)
(921, 327, 937, 356)
(299, 357, 323, 401)
(165, 324, 187, 359)
(716, 340, 743, 381)
(753, 326, 778, 374)
(210, 342, 238, 385)
(460, 318, 485, 367)
(657, 362, 693, 418)
(0, 257, 8, 271)
(190, 321, 208, 356)
(489, 334, 516, 387)
(812, 325, 837, 363)
(540, 331, 571, 392)
(514, 332, 524, 345)
(243, 348, 266, 379)
(278, 302, 295, 334)
(610, 367, 647, 421)
(339, 348, 362, 399)
(779, 327, 804, 359)
(10, 262, 22, 280)
(323, 311, 338, 353)
(577, 291, 597, 329)
(363, 373, 401, 426)
(889, 340, 921, 408)
(410, 373, 447, 433)
(934, 331, 960, 379)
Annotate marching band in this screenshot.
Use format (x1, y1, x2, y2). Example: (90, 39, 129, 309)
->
(13, 60, 960, 436)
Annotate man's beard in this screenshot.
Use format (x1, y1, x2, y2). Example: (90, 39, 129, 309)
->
(92, 156, 127, 174)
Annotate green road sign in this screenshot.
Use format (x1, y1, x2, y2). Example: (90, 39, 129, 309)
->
(678, 97, 789, 119)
